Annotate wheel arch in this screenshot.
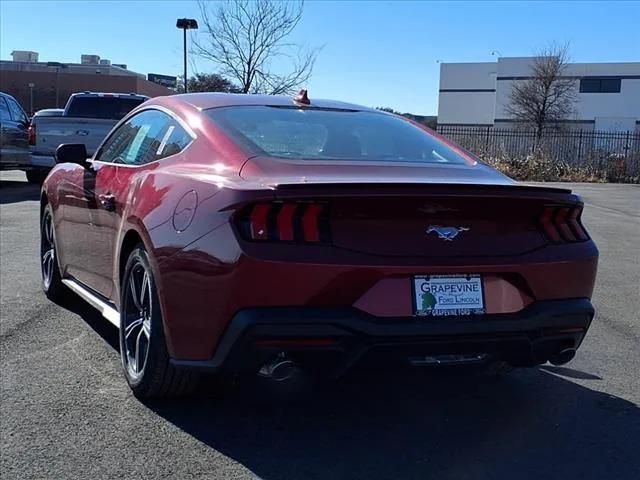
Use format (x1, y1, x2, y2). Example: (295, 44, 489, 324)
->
(116, 223, 177, 357)
(40, 191, 48, 219)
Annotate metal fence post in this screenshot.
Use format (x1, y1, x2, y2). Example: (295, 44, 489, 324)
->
(577, 130, 583, 162)
(624, 130, 630, 158)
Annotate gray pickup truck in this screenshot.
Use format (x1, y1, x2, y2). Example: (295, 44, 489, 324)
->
(29, 92, 148, 181)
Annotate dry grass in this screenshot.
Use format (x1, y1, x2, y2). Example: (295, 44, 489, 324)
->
(482, 154, 610, 183)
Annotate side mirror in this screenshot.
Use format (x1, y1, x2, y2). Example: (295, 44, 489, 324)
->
(55, 144, 89, 167)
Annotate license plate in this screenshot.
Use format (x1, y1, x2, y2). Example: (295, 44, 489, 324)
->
(413, 274, 485, 316)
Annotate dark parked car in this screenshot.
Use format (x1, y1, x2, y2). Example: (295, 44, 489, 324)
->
(40, 92, 598, 399)
(0, 91, 33, 180)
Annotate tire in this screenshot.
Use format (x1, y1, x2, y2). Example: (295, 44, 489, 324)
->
(27, 169, 48, 184)
(40, 204, 69, 301)
(119, 244, 198, 399)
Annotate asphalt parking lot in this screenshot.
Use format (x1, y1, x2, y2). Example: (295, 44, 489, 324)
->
(1, 170, 638, 480)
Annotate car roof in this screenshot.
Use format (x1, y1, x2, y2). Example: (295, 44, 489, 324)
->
(70, 92, 149, 99)
(152, 92, 377, 112)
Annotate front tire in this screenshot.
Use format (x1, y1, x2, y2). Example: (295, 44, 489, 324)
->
(119, 245, 198, 399)
(40, 204, 68, 301)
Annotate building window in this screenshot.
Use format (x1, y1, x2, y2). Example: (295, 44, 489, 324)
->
(579, 78, 621, 93)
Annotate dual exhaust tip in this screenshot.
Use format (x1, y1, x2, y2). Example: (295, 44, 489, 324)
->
(549, 348, 576, 366)
(258, 348, 578, 380)
(259, 354, 299, 382)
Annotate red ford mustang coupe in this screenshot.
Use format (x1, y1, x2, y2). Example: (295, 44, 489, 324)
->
(40, 92, 598, 398)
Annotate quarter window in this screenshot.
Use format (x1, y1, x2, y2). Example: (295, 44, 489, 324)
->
(579, 78, 621, 93)
(96, 110, 192, 165)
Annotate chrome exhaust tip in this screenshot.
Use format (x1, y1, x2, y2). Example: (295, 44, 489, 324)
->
(549, 348, 576, 366)
(258, 354, 299, 382)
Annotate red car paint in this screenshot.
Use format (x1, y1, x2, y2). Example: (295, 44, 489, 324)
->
(42, 93, 598, 362)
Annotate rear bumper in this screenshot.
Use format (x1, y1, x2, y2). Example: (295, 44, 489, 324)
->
(170, 298, 594, 375)
(30, 154, 56, 168)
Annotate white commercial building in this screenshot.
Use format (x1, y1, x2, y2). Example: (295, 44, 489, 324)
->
(437, 57, 640, 132)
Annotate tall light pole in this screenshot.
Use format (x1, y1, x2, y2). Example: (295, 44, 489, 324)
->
(28, 83, 35, 115)
(47, 62, 67, 107)
(176, 18, 198, 93)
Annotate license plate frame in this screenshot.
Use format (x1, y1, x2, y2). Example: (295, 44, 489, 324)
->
(412, 274, 486, 317)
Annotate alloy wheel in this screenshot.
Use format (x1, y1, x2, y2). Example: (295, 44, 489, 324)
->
(41, 211, 55, 290)
(122, 262, 153, 379)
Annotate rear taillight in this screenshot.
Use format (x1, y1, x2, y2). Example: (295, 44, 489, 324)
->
(539, 206, 589, 243)
(28, 123, 36, 145)
(238, 202, 330, 243)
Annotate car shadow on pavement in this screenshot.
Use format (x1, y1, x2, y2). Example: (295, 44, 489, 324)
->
(0, 179, 41, 204)
(53, 294, 120, 351)
(149, 367, 639, 480)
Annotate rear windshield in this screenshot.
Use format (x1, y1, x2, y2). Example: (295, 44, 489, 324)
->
(206, 106, 469, 164)
(65, 96, 145, 120)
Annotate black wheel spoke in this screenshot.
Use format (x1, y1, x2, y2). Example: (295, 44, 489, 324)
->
(140, 271, 149, 309)
(129, 275, 141, 311)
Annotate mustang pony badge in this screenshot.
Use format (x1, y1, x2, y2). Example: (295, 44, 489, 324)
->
(426, 225, 470, 241)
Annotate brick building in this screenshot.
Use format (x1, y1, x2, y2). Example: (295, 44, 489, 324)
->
(0, 52, 174, 114)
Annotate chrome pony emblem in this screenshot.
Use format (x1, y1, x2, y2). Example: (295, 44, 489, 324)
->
(426, 225, 470, 241)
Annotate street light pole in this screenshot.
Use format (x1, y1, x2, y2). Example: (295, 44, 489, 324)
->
(47, 62, 67, 108)
(183, 27, 187, 93)
(28, 83, 35, 115)
(176, 18, 199, 93)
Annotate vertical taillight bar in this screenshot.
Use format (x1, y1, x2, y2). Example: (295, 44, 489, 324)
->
(568, 207, 589, 241)
(277, 203, 297, 241)
(28, 123, 36, 146)
(540, 207, 562, 243)
(302, 203, 323, 242)
(555, 208, 577, 242)
(249, 204, 271, 240)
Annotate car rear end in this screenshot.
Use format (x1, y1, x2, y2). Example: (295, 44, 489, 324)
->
(167, 102, 598, 377)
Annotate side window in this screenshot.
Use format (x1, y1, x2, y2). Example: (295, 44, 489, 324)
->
(0, 98, 11, 122)
(97, 110, 171, 165)
(5, 98, 27, 123)
(97, 110, 192, 165)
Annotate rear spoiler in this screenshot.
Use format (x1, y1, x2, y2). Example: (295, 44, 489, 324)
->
(216, 182, 578, 213)
(273, 182, 576, 201)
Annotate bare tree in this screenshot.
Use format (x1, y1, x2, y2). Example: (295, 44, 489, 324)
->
(193, 0, 318, 95)
(505, 43, 577, 140)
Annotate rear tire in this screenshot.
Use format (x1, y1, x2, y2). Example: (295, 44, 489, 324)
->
(119, 245, 198, 399)
(40, 204, 69, 301)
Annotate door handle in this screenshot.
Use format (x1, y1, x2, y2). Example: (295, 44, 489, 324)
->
(98, 193, 116, 211)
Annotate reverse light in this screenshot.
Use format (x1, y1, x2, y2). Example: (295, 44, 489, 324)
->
(539, 206, 589, 243)
(239, 202, 329, 243)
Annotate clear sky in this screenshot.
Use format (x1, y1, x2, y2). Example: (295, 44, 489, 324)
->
(1, 0, 639, 115)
